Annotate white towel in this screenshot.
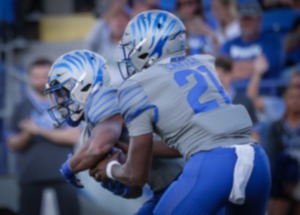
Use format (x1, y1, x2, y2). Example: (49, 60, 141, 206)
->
(229, 144, 255, 205)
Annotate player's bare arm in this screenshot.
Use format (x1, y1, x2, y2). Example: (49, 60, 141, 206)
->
(90, 133, 153, 188)
(116, 139, 181, 158)
(69, 114, 123, 173)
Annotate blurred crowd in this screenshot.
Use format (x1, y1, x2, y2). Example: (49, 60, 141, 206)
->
(1, 0, 300, 214)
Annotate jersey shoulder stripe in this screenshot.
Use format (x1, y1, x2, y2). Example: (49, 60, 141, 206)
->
(85, 86, 120, 126)
(118, 80, 158, 125)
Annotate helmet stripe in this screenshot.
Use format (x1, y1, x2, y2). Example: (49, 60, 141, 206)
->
(52, 62, 73, 73)
(63, 54, 84, 71)
(74, 51, 87, 63)
(130, 24, 136, 46)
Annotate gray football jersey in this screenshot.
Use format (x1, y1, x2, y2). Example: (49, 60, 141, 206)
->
(81, 85, 120, 140)
(81, 85, 183, 192)
(118, 55, 253, 160)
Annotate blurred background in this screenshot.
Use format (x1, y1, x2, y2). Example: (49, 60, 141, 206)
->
(0, 0, 300, 214)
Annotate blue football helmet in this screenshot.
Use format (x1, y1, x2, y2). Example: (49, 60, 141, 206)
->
(45, 50, 110, 127)
(118, 10, 187, 79)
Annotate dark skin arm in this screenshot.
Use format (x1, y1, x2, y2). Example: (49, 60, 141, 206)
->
(116, 139, 181, 158)
(89, 133, 153, 188)
(68, 114, 143, 198)
(69, 114, 123, 173)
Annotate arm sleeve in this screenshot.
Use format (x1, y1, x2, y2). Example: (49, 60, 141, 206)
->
(85, 87, 120, 126)
(117, 80, 155, 136)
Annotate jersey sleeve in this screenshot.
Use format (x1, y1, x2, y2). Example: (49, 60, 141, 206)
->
(117, 80, 157, 136)
(85, 86, 120, 126)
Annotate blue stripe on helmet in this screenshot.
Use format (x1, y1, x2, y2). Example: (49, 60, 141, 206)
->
(52, 62, 73, 73)
(63, 54, 84, 71)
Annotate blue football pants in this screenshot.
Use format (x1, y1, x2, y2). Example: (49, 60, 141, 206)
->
(153, 144, 271, 215)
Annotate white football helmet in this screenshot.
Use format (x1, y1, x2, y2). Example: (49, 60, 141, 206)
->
(45, 50, 110, 127)
(118, 10, 186, 79)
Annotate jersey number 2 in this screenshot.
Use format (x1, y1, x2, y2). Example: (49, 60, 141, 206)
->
(174, 65, 230, 114)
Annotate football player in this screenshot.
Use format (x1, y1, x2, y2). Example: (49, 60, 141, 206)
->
(93, 10, 271, 215)
(45, 50, 184, 213)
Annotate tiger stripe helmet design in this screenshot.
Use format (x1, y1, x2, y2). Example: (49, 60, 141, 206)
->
(45, 50, 110, 127)
(118, 10, 187, 79)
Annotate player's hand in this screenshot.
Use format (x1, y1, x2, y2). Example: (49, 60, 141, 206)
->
(101, 180, 131, 197)
(89, 149, 122, 182)
(60, 153, 84, 188)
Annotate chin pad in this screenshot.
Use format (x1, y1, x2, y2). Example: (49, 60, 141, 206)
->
(66, 118, 81, 127)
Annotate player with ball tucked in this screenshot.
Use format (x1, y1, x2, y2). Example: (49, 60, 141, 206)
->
(93, 10, 271, 215)
(45, 50, 184, 214)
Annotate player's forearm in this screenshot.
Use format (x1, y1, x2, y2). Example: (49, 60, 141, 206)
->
(111, 134, 153, 188)
(116, 139, 181, 158)
(112, 164, 147, 188)
(38, 128, 80, 145)
(70, 137, 116, 173)
(69, 142, 104, 173)
(7, 132, 31, 151)
(70, 154, 103, 173)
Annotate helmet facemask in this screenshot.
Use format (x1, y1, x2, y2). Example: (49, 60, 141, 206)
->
(118, 41, 137, 80)
(45, 78, 84, 127)
(45, 50, 109, 128)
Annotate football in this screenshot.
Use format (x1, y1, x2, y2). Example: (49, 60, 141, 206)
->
(111, 146, 127, 164)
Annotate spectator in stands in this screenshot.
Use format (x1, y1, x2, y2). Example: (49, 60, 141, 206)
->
(267, 84, 300, 215)
(6, 59, 81, 215)
(176, 0, 219, 55)
(284, 17, 300, 68)
(247, 55, 285, 123)
(212, 0, 241, 45)
(220, 1, 285, 80)
(215, 56, 258, 124)
(85, 0, 130, 86)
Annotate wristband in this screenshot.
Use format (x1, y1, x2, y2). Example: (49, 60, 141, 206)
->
(106, 160, 121, 180)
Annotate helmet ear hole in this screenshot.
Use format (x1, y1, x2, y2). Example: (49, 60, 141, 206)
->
(138, 53, 149, 60)
(81, 83, 91, 92)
